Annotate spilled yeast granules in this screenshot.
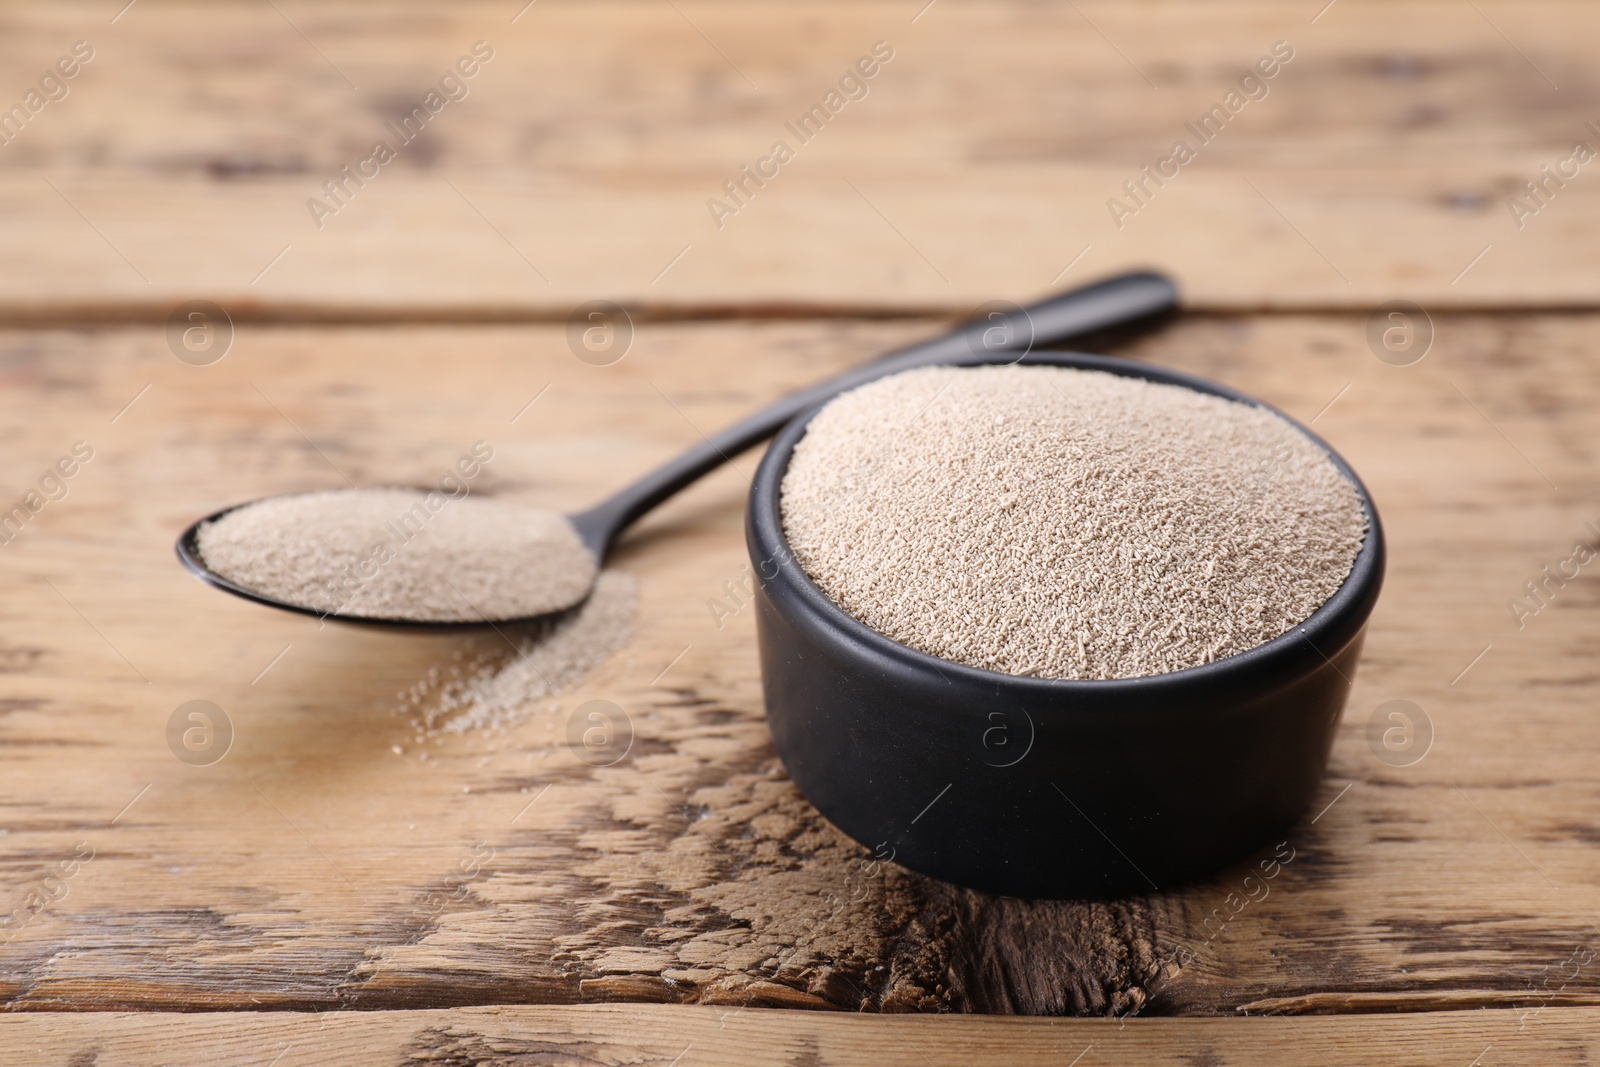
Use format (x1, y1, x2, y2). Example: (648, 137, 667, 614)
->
(780, 365, 1367, 681)
(437, 570, 638, 733)
(392, 569, 639, 740)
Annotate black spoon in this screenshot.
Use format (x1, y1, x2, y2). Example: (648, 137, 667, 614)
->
(176, 271, 1179, 628)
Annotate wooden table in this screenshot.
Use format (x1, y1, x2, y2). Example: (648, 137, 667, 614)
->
(4, 2, 1599, 1062)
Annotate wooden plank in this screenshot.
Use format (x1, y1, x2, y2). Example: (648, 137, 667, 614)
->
(2, 312, 1599, 1016)
(2, 1004, 1598, 1065)
(0, 1, 1597, 311)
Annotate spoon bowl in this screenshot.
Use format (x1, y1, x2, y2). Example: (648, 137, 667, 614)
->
(175, 496, 595, 631)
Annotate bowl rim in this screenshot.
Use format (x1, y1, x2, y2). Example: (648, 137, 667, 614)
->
(748, 350, 1386, 699)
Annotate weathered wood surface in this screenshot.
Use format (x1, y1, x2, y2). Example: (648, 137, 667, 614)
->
(6, 0, 1600, 1061)
(0, 1, 1598, 312)
(3, 1004, 1599, 1066)
(3, 313, 1599, 1021)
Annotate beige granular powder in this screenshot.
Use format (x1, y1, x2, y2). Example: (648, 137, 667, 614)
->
(780, 365, 1367, 681)
(427, 570, 639, 733)
(195, 488, 597, 622)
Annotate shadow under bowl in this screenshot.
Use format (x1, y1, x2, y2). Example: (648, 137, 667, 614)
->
(746, 351, 1385, 899)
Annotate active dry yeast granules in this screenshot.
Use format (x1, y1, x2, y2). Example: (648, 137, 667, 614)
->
(196, 488, 596, 622)
(780, 365, 1367, 681)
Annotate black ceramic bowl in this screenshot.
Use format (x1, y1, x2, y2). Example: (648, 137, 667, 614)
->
(746, 351, 1384, 899)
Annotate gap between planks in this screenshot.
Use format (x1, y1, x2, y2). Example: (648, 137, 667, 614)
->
(5, 301, 1600, 329)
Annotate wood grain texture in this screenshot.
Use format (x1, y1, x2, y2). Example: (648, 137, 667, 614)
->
(5, 2, 1600, 1060)
(3, 1004, 1599, 1066)
(2, 313, 1598, 1020)
(0, 1, 1597, 311)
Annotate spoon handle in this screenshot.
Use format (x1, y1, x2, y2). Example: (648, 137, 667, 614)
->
(569, 270, 1179, 557)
